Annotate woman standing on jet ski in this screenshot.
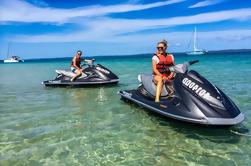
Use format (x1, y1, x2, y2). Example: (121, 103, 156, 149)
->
(152, 39, 175, 102)
(71, 50, 83, 82)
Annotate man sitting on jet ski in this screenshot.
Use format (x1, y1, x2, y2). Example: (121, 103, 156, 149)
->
(152, 39, 175, 102)
(70, 50, 84, 81)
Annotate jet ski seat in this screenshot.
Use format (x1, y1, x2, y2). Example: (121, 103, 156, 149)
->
(55, 70, 87, 78)
(140, 74, 169, 97)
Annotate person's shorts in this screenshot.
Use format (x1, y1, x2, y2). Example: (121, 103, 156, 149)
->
(71, 67, 77, 73)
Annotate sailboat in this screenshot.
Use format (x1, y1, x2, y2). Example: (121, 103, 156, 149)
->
(186, 27, 207, 55)
(3, 43, 24, 63)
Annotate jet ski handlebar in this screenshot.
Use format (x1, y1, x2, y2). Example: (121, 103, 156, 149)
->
(84, 58, 95, 62)
(83, 59, 95, 66)
(170, 60, 199, 74)
(188, 60, 199, 65)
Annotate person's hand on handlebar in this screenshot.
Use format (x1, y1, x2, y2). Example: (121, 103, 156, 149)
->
(162, 73, 175, 83)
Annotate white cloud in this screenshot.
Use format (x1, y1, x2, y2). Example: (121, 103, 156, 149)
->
(2, 0, 251, 53)
(12, 8, 251, 43)
(0, 0, 185, 23)
(27, 0, 49, 7)
(189, 0, 224, 8)
(16, 29, 251, 55)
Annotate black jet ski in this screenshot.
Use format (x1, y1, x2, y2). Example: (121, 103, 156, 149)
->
(43, 59, 119, 87)
(118, 60, 244, 126)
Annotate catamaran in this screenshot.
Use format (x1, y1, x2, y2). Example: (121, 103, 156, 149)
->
(4, 56, 24, 63)
(186, 27, 207, 55)
(3, 43, 24, 63)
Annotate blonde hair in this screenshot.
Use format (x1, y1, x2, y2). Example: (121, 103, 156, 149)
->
(157, 39, 168, 47)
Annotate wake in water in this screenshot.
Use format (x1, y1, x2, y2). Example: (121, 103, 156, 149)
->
(229, 124, 251, 137)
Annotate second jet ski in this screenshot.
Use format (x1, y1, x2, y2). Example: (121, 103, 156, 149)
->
(118, 60, 244, 126)
(43, 59, 119, 87)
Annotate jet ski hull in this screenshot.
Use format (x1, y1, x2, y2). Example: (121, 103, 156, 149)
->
(119, 90, 244, 126)
(43, 79, 119, 87)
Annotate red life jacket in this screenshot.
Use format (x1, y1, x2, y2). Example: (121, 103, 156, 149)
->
(154, 53, 174, 76)
(71, 56, 81, 68)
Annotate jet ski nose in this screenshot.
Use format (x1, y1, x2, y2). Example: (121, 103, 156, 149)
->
(206, 113, 245, 125)
(138, 74, 142, 82)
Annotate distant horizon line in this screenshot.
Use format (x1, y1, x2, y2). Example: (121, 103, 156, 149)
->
(1, 48, 251, 61)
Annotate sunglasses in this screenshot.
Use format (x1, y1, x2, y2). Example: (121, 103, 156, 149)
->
(157, 47, 164, 50)
(77, 53, 82, 55)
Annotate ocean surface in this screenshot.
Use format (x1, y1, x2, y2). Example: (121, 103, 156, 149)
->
(0, 52, 251, 165)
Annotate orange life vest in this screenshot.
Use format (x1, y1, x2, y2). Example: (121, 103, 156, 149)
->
(154, 53, 174, 76)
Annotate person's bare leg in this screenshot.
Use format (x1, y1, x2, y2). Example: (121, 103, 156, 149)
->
(154, 75, 163, 102)
(71, 69, 82, 82)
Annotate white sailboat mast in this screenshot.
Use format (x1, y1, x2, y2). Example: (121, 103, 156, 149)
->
(193, 27, 197, 51)
(7, 42, 10, 59)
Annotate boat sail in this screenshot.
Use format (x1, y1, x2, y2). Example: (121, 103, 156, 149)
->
(186, 27, 207, 55)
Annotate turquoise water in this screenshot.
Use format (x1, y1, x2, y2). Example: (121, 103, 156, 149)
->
(0, 53, 251, 165)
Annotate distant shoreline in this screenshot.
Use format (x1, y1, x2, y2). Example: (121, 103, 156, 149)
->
(200, 49, 251, 53)
(1, 49, 251, 62)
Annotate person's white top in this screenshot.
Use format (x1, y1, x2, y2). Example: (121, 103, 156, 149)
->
(152, 55, 160, 64)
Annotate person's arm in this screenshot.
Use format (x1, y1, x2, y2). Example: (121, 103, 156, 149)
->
(72, 57, 82, 70)
(167, 72, 175, 80)
(167, 54, 175, 80)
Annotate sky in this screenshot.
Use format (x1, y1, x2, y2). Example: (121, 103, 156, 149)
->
(0, 0, 251, 59)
